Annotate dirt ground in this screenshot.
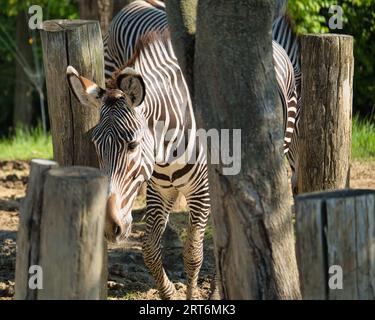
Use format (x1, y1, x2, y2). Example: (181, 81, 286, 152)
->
(0, 160, 374, 300)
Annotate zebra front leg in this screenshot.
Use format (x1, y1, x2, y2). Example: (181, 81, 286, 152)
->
(142, 186, 177, 300)
(184, 195, 210, 299)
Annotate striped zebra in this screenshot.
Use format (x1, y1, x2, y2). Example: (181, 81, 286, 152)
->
(67, 29, 209, 299)
(104, 0, 301, 195)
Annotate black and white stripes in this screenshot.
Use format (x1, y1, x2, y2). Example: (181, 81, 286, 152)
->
(103, 0, 209, 299)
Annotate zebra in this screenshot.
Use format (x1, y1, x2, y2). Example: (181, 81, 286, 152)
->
(67, 29, 209, 300)
(104, 0, 301, 194)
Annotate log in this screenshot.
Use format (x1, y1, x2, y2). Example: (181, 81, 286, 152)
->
(37, 167, 108, 300)
(295, 189, 375, 299)
(40, 20, 105, 168)
(15, 159, 59, 300)
(298, 34, 354, 194)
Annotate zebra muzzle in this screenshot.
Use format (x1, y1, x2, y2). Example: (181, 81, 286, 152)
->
(105, 193, 125, 242)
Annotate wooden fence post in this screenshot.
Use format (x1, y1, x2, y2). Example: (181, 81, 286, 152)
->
(295, 189, 375, 299)
(15, 159, 58, 300)
(298, 34, 354, 194)
(40, 20, 105, 168)
(34, 167, 108, 300)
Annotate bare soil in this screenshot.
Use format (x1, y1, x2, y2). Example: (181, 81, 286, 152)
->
(0, 160, 374, 300)
(0, 161, 215, 300)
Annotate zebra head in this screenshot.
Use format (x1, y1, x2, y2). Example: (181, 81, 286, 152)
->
(67, 66, 154, 243)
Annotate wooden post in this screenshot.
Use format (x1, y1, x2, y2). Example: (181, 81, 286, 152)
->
(36, 167, 108, 300)
(40, 20, 105, 168)
(295, 189, 375, 299)
(15, 159, 59, 300)
(298, 34, 354, 194)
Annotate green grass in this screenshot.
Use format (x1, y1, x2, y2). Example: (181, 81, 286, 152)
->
(352, 115, 375, 160)
(0, 125, 53, 161)
(0, 116, 373, 161)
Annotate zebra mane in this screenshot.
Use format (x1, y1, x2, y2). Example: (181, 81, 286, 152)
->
(107, 29, 171, 90)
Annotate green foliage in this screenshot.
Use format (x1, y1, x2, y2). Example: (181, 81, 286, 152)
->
(0, 0, 79, 135)
(289, 0, 375, 117)
(0, 125, 53, 160)
(0, 0, 79, 19)
(352, 113, 375, 159)
(289, 1, 332, 33)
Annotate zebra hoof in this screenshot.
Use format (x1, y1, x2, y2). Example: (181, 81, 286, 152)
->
(159, 283, 177, 300)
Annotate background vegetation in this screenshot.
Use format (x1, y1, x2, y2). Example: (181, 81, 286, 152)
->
(0, 0, 374, 160)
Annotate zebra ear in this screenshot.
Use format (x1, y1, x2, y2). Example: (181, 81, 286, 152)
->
(116, 68, 145, 107)
(66, 66, 105, 107)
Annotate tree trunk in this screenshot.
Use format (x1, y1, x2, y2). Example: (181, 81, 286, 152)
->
(79, 0, 99, 20)
(13, 11, 34, 128)
(195, 0, 301, 299)
(165, 0, 197, 96)
(79, 0, 114, 34)
(40, 20, 105, 167)
(38, 167, 108, 300)
(295, 189, 375, 299)
(15, 159, 59, 300)
(297, 34, 354, 194)
(113, 0, 136, 17)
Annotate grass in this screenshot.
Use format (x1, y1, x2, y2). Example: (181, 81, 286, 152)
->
(0, 116, 374, 161)
(0, 125, 53, 161)
(352, 114, 375, 160)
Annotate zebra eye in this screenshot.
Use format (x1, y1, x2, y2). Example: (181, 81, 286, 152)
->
(128, 141, 138, 151)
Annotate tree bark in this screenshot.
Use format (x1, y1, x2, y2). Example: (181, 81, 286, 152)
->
(13, 11, 34, 128)
(298, 34, 354, 194)
(79, 0, 99, 22)
(195, 0, 301, 299)
(15, 159, 59, 300)
(40, 20, 105, 167)
(295, 189, 375, 299)
(113, 0, 136, 17)
(38, 167, 108, 300)
(79, 0, 114, 34)
(165, 0, 197, 96)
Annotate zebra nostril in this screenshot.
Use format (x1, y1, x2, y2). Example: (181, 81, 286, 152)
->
(113, 224, 122, 237)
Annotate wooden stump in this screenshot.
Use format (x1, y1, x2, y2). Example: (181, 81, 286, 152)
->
(15, 159, 58, 300)
(40, 20, 104, 168)
(15, 165, 108, 300)
(298, 34, 354, 194)
(295, 189, 375, 299)
(37, 167, 108, 300)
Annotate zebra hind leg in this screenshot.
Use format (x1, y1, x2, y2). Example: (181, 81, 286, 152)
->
(183, 194, 210, 299)
(142, 186, 178, 300)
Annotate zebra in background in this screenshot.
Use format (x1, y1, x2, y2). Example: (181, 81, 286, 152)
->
(104, 0, 168, 79)
(104, 0, 302, 194)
